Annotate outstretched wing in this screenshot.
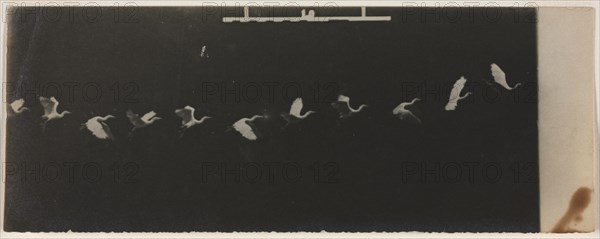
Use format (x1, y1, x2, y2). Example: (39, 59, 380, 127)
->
(175, 107, 193, 125)
(50, 97, 59, 111)
(100, 122, 115, 140)
(400, 111, 422, 124)
(448, 78, 468, 101)
(141, 111, 157, 122)
(392, 103, 404, 115)
(445, 80, 465, 111)
(126, 110, 144, 126)
(445, 102, 457, 111)
(289, 98, 303, 117)
(490, 63, 509, 88)
(10, 99, 25, 112)
(233, 119, 257, 140)
(86, 117, 109, 139)
(39, 96, 55, 115)
(447, 84, 461, 102)
(331, 101, 351, 116)
(337, 95, 350, 103)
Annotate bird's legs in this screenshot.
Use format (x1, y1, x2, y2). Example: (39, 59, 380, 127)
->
(178, 125, 189, 138)
(127, 127, 137, 138)
(40, 118, 50, 132)
(407, 112, 422, 124)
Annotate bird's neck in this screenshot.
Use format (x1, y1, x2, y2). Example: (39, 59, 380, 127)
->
(356, 105, 366, 112)
(199, 117, 210, 123)
(249, 115, 263, 121)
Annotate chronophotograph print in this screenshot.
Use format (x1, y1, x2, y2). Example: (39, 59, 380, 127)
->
(3, 6, 540, 232)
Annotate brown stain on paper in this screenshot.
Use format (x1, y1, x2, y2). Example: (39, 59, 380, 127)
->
(551, 187, 593, 233)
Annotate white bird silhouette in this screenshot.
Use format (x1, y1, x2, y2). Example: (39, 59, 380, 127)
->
(491, 63, 521, 90)
(392, 98, 422, 123)
(39, 96, 71, 131)
(331, 94, 368, 119)
(82, 115, 116, 140)
(126, 110, 162, 133)
(9, 98, 29, 114)
(232, 115, 265, 141)
(175, 105, 211, 135)
(280, 98, 316, 127)
(445, 77, 472, 111)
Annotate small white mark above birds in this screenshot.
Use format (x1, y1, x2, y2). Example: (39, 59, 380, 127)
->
(200, 45, 209, 58)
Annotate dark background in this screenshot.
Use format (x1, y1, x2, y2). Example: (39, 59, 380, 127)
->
(4, 7, 538, 232)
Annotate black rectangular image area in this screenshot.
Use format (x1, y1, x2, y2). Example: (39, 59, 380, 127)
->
(3, 7, 539, 232)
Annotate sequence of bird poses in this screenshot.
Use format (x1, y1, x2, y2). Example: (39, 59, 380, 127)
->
(7, 63, 521, 141)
